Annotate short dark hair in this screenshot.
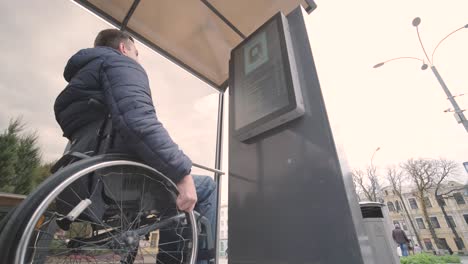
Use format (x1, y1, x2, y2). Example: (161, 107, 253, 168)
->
(94, 29, 134, 49)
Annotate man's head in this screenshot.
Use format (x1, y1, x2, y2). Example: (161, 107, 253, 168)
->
(94, 29, 139, 62)
(394, 224, 400, 229)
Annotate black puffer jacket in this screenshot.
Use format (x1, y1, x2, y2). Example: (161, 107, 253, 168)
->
(54, 47, 191, 182)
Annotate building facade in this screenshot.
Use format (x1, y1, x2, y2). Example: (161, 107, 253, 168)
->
(219, 204, 228, 257)
(382, 181, 468, 254)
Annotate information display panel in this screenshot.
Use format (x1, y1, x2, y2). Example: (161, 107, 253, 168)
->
(230, 12, 304, 141)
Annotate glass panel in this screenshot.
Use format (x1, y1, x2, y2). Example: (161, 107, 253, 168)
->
(439, 238, 449, 250)
(455, 238, 465, 250)
(416, 218, 425, 229)
(453, 193, 466, 205)
(447, 216, 457, 228)
(409, 198, 418, 209)
(438, 197, 446, 206)
(395, 200, 401, 211)
(430, 217, 440, 228)
(424, 239, 433, 250)
(424, 197, 432, 208)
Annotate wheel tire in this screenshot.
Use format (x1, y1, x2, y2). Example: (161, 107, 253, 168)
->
(0, 154, 198, 264)
(0, 206, 16, 237)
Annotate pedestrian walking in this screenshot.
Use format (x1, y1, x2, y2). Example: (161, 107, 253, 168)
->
(392, 224, 410, 257)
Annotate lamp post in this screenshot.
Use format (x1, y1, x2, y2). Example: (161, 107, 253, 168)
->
(370, 147, 381, 202)
(370, 147, 381, 169)
(374, 18, 468, 133)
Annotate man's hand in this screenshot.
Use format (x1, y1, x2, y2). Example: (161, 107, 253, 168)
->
(176, 174, 197, 212)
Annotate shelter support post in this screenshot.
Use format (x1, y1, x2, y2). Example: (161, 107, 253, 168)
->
(214, 91, 225, 264)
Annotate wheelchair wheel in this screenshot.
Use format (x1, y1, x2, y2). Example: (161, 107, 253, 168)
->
(0, 154, 198, 264)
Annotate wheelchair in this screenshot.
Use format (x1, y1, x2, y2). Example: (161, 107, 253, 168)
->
(0, 100, 214, 264)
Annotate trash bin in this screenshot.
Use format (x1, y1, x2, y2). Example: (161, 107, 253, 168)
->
(359, 202, 399, 264)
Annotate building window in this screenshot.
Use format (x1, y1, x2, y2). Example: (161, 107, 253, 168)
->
(416, 218, 426, 229)
(446, 215, 457, 228)
(387, 202, 395, 211)
(430, 217, 440, 228)
(454, 238, 465, 250)
(409, 198, 418, 209)
(423, 197, 432, 208)
(220, 242, 224, 252)
(436, 196, 446, 206)
(439, 238, 450, 250)
(463, 214, 468, 225)
(395, 200, 401, 211)
(424, 239, 433, 250)
(453, 193, 466, 205)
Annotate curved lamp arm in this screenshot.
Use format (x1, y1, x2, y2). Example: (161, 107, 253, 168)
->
(414, 23, 432, 64)
(373, 57, 425, 68)
(431, 24, 468, 64)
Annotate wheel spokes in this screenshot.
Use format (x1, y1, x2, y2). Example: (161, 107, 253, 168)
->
(24, 163, 196, 264)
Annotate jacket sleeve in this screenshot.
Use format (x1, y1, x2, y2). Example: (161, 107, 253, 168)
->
(100, 55, 192, 183)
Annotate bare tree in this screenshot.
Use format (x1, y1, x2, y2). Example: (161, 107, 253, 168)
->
(386, 166, 422, 248)
(433, 159, 465, 251)
(402, 158, 441, 250)
(352, 169, 365, 201)
(352, 167, 382, 202)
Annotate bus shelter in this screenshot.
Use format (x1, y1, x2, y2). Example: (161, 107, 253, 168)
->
(70, 1, 374, 264)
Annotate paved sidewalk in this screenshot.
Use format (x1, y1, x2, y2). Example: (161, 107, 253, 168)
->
(461, 256, 468, 264)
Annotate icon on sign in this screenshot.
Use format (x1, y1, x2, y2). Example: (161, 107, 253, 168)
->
(244, 32, 269, 75)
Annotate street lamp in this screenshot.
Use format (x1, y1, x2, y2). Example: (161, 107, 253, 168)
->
(370, 147, 381, 169)
(373, 17, 468, 133)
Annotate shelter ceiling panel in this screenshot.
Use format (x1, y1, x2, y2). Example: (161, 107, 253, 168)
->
(73, 0, 311, 89)
(127, 0, 243, 87)
(87, 0, 133, 24)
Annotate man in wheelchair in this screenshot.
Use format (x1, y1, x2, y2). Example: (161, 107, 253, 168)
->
(53, 29, 217, 263)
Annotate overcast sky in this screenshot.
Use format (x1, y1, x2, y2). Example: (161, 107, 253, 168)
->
(0, 0, 466, 200)
(0, 0, 219, 167)
(307, 0, 468, 182)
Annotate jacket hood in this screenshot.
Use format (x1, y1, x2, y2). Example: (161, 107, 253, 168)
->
(63, 47, 121, 82)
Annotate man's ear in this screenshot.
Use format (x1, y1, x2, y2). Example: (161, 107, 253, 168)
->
(118, 42, 126, 54)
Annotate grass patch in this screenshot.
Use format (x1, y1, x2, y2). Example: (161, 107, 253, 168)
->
(400, 254, 461, 264)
